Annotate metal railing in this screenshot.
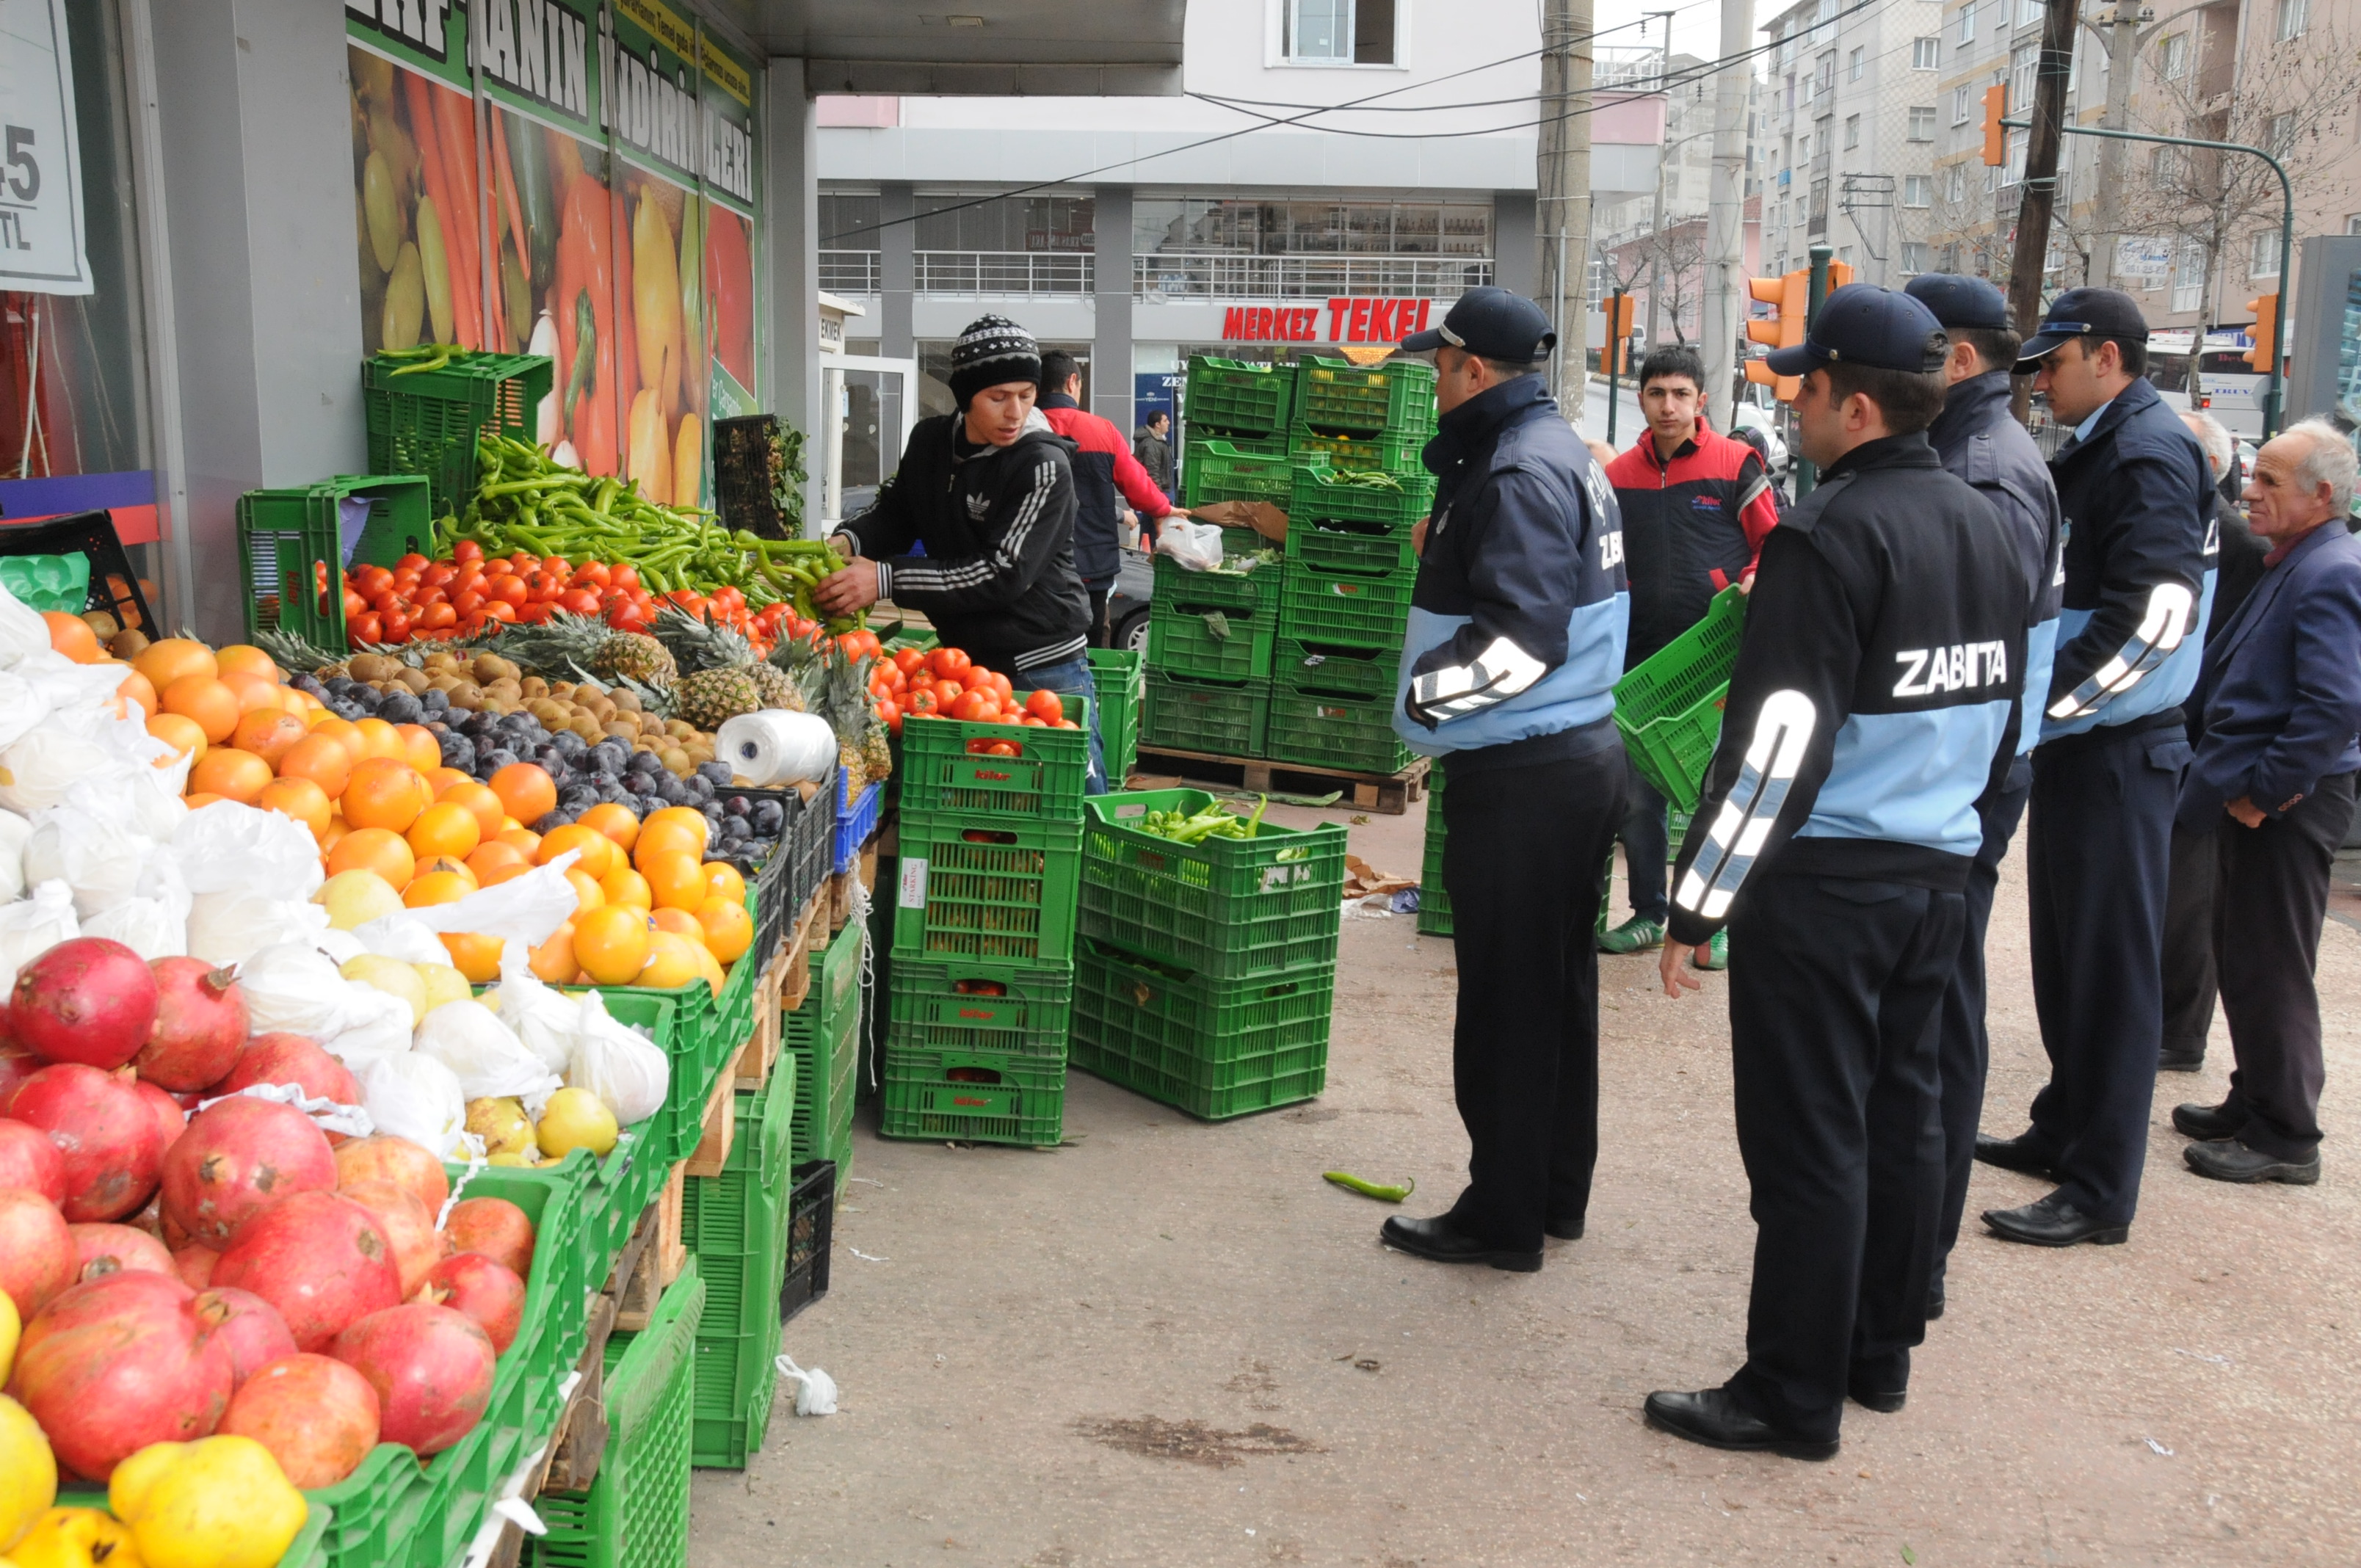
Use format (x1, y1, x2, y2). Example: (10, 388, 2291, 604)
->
(913, 250, 1095, 296)
(1133, 251, 1495, 300)
(819, 251, 880, 293)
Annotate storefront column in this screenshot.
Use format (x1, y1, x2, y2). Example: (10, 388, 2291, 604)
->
(1495, 190, 1537, 300)
(1092, 184, 1133, 428)
(764, 62, 823, 536)
(145, 0, 366, 641)
(879, 184, 915, 360)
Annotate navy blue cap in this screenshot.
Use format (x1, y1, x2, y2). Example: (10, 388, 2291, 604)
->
(2015, 286, 2150, 369)
(1904, 272, 2009, 331)
(1401, 286, 1556, 363)
(1763, 283, 1948, 377)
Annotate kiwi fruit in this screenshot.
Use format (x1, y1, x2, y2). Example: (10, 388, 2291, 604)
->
(397, 667, 432, 693)
(609, 689, 642, 714)
(518, 675, 547, 699)
(486, 678, 523, 702)
(109, 628, 151, 659)
(471, 653, 521, 686)
(664, 719, 696, 740)
(81, 611, 120, 639)
(602, 719, 639, 742)
(659, 747, 692, 774)
(428, 673, 463, 692)
(569, 713, 605, 742)
(446, 682, 484, 710)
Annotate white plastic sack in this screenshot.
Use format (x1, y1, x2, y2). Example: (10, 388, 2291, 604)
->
(186, 888, 332, 965)
(234, 943, 413, 1055)
(360, 1050, 468, 1158)
(0, 729, 112, 814)
(349, 911, 458, 968)
(388, 857, 580, 949)
(22, 804, 156, 920)
(0, 807, 32, 903)
(488, 951, 581, 1075)
(81, 894, 187, 960)
(1152, 518, 1227, 573)
(772, 1355, 838, 1417)
(0, 672, 49, 752)
(173, 800, 326, 900)
(0, 879, 79, 992)
(0, 582, 48, 669)
(323, 982, 417, 1066)
(411, 998, 560, 1112)
(81, 767, 189, 846)
(565, 989, 669, 1126)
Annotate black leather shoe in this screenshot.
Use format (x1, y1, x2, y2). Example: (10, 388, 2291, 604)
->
(1848, 1380, 1907, 1413)
(1379, 1213, 1542, 1272)
(2172, 1100, 2248, 1141)
(1544, 1216, 1584, 1241)
(1643, 1387, 1838, 1460)
(2158, 1047, 2205, 1072)
(1973, 1132, 2058, 1177)
(1981, 1192, 2129, 1247)
(2185, 1138, 2320, 1185)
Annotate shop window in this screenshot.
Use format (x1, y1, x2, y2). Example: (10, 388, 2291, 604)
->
(1285, 0, 1397, 64)
(1131, 197, 1489, 257)
(914, 194, 1095, 253)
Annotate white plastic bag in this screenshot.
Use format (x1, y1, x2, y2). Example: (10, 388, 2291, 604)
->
(186, 888, 332, 965)
(0, 582, 49, 669)
(1152, 518, 1227, 573)
(772, 1355, 838, 1416)
(235, 943, 412, 1053)
(0, 672, 50, 751)
(411, 999, 561, 1112)
(388, 858, 580, 949)
(360, 1051, 469, 1157)
(0, 729, 112, 814)
(0, 879, 79, 991)
(565, 989, 669, 1126)
(22, 805, 156, 920)
(350, 912, 458, 968)
(0, 807, 32, 903)
(323, 983, 418, 1065)
(81, 893, 188, 959)
(488, 951, 582, 1075)
(172, 801, 326, 900)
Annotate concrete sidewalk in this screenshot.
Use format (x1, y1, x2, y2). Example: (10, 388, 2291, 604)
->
(692, 795, 2361, 1566)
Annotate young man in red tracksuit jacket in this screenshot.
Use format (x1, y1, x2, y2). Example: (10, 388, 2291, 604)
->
(1037, 350, 1178, 645)
(1600, 344, 1782, 965)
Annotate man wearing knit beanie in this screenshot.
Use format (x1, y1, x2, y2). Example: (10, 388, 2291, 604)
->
(818, 313, 1106, 788)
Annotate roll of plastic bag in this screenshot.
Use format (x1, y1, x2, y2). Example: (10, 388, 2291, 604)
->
(715, 710, 838, 788)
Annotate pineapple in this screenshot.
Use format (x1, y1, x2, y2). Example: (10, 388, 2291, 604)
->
(820, 647, 873, 798)
(863, 719, 894, 783)
(597, 631, 675, 685)
(653, 604, 755, 672)
(491, 611, 613, 678)
(750, 661, 803, 711)
(674, 665, 762, 730)
(253, 628, 347, 676)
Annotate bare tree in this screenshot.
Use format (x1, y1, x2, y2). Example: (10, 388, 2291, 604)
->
(1644, 223, 1710, 344)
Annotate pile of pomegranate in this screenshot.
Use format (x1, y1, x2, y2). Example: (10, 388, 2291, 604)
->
(1, 937, 535, 1487)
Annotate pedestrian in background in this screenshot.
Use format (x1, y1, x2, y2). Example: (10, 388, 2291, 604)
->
(1037, 349, 1176, 646)
(1647, 286, 2028, 1458)
(1901, 274, 2062, 1320)
(2170, 419, 2361, 1186)
(1378, 287, 1630, 1274)
(1978, 288, 2218, 1249)
(1133, 407, 1175, 494)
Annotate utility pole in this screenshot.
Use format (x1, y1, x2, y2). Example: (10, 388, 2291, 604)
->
(1702, 0, 1754, 407)
(2004, 0, 2078, 418)
(1642, 11, 1678, 352)
(1539, 0, 1596, 415)
(2092, 4, 2141, 288)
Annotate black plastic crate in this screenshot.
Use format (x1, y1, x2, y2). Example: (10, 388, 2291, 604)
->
(780, 1159, 835, 1323)
(0, 511, 157, 634)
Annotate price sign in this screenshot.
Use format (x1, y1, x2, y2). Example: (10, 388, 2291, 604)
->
(0, 0, 91, 294)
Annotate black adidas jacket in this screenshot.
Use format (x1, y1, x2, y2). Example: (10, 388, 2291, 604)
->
(838, 411, 1092, 674)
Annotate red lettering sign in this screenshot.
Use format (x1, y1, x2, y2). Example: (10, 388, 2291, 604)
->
(970, 769, 1012, 781)
(1220, 297, 1442, 346)
(955, 1006, 998, 1020)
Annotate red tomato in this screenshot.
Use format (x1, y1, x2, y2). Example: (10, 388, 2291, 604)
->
(984, 740, 1018, 757)
(418, 602, 458, 631)
(929, 647, 972, 681)
(482, 600, 518, 623)
(609, 563, 639, 592)
(904, 688, 940, 716)
(452, 539, 483, 562)
(453, 589, 487, 617)
(540, 556, 571, 576)
(559, 588, 602, 616)
(1024, 689, 1065, 724)
(348, 611, 382, 644)
(877, 698, 902, 735)
(987, 672, 1015, 703)
(1052, 718, 1080, 729)
(893, 646, 928, 677)
(342, 588, 369, 618)
(961, 668, 998, 696)
(396, 553, 428, 571)
(515, 601, 554, 623)
(421, 562, 456, 587)
(949, 689, 996, 723)
(489, 575, 529, 608)
(527, 571, 565, 601)
(574, 561, 611, 588)
(380, 611, 412, 642)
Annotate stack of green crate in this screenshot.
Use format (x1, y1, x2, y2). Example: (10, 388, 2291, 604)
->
(1416, 760, 1451, 937)
(1086, 647, 1145, 784)
(1144, 532, 1284, 756)
(1070, 788, 1346, 1119)
(681, 1053, 797, 1469)
(785, 922, 864, 1188)
(882, 703, 1090, 1147)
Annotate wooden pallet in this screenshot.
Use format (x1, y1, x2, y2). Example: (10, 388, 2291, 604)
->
(681, 1066, 739, 1178)
(827, 838, 881, 932)
(775, 892, 825, 1016)
(1133, 744, 1432, 814)
(733, 945, 791, 1089)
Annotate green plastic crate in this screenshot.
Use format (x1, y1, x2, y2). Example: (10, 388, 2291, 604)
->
(48, 1498, 331, 1568)
(1150, 547, 1285, 615)
(1288, 426, 1426, 476)
(556, 991, 679, 1292)
(786, 995, 856, 1169)
(878, 1045, 1067, 1146)
(1287, 518, 1421, 578)
(1079, 790, 1345, 980)
(1280, 565, 1414, 649)
(1069, 943, 1332, 1119)
(1273, 639, 1399, 700)
(683, 1058, 798, 1469)
(1087, 647, 1145, 784)
(1286, 460, 1436, 531)
(1180, 436, 1296, 506)
(362, 351, 553, 520)
(1294, 355, 1438, 436)
(1142, 669, 1271, 757)
(891, 810, 1084, 964)
(898, 694, 1093, 823)
(1613, 586, 1747, 813)
(237, 475, 435, 647)
(525, 1260, 705, 1568)
(887, 957, 1073, 1059)
(1149, 594, 1277, 683)
(1183, 355, 1294, 435)
(1417, 761, 1452, 936)
(1265, 686, 1413, 775)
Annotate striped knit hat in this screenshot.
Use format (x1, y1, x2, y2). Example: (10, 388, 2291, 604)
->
(949, 314, 1041, 408)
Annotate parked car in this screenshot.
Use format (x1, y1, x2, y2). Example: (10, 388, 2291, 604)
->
(1106, 543, 1155, 654)
(1727, 399, 1790, 473)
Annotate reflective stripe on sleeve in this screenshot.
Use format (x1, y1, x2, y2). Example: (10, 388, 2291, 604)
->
(2045, 581, 2194, 722)
(1675, 689, 1817, 921)
(1410, 636, 1549, 720)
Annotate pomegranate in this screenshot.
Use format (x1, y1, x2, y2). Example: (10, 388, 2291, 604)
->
(192, 1285, 299, 1387)
(220, 1353, 381, 1488)
(10, 937, 161, 1071)
(160, 1095, 336, 1246)
(0, 1115, 66, 1200)
(173, 1243, 220, 1288)
(333, 1134, 449, 1213)
(211, 1189, 402, 1351)
(417, 1252, 525, 1353)
(0, 1045, 36, 1108)
(10, 1269, 235, 1479)
(338, 1180, 446, 1298)
(0, 1185, 78, 1315)
(442, 1197, 534, 1280)
(9, 1062, 167, 1222)
(219, 1033, 362, 1106)
(330, 1302, 495, 1456)
(134, 957, 251, 1091)
(132, 1077, 188, 1153)
(68, 1221, 176, 1282)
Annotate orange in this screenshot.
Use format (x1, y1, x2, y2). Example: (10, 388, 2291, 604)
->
(637, 932, 703, 990)
(536, 824, 617, 880)
(576, 802, 641, 852)
(528, 922, 576, 983)
(220, 671, 283, 716)
(342, 757, 432, 833)
(117, 668, 158, 718)
(406, 801, 482, 861)
(183, 791, 225, 809)
(280, 686, 316, 716)
(478, 860, 533, 888)
(572, 904, 653, 985)
(352, 717, 407, 762)
(307, 715, 368, 763)
(600, 865, 653, 909)
(694, 896, 754, 963)
(213, 645, 280, 682)
(276, 732, 354, 798)
(397, 724, 443, 774)
(564, 868, 606, 914)
(496, 827, 542, 860)
(134, 637, 217, 689)
(257, 774, 333, 838)
(439, 932, 504, 982)
(697, 862, 747, 907)
(426, 766, 471, 794)
(162, 675, 242, 744)
(403, 871, 474, 908)
(640, 849, 706, 912)
(649, 907, 704, 942)
(187, 747, 272, 805)
(146, 712, 207, 761)
(319, 819, 351, 857)
(644, 806, 710, 852)
(694, 943, 727, 998)
(42, 611, 101, 662)
(464, 841, 527, 882)
(231, 708, 310, 766)
(414, 854, 479, 889)
(327, 827, 416, 888)
(630, 819, 704, 874)
(489, 762, 558, 827)
(440, 781, 506, 841)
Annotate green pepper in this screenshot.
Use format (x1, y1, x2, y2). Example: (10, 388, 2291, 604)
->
(1325, 1171, 1415, 1203)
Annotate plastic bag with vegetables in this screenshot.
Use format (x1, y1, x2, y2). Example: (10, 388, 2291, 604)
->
(236, 943, 416, 1062)
(82, 857, 192, 961)
(360, 1050, 469, 1158)
(0, 879, 79, 991)
(0, 581, 49, 667)
(412, 998, 561, 1114)
(22, 803, 157, 919)
(186, 888, 333, 965)
(0, 669, 51, 750)
(488, 948, 584, 1075)
(172, 800, 327, 900)
(0, 806, 32, 902)
(0, 728, 112, 813)
(565, 988, 669, 1126)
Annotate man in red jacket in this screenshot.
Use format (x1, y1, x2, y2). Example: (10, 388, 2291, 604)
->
(1038, 350, 1178, 645)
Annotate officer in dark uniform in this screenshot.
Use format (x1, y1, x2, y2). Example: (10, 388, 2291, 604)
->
(1976, 288, 2217, 1247)
(1645, 286, 2031, 1458)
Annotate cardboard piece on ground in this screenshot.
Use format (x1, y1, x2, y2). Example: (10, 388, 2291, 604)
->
(1344, 854, 1415, 901)
(1186, 500, 1288, 545)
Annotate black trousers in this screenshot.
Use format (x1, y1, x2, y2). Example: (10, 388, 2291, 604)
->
(1439, 744, 1628, 1251)
(1725, 872, 1964, 1442)
(2024, 722, 2188, 1225)
(1084, 582, 1112, 648)
(2211, 771, 2356, 1161)
(1932, 754, 2032, 1294)
(2161, 820, 2222, 1064)
(1614, 759, 1671, 923)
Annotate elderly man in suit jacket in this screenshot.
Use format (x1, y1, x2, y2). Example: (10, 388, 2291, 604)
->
(2171, 418, 2361, 1186)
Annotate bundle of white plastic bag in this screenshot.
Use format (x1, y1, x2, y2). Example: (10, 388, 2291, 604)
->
(486, 951, 668, 1126)
(0, 807, 33, 902)
(172, 800, 330, 963)
(411, 998, 562, 1114)
(234, 942, 416, 1068)
(0, 880, 79, 992)
(359, 1051, 470, 1157)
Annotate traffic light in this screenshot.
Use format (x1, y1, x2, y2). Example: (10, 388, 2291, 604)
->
(1824, 258, 1856, 291)
(1745, 269, 1809, 400)
(2244, 293, 2279, 371)
(1981, 84, 2009, 167)
(1604, 293, 1636, 374)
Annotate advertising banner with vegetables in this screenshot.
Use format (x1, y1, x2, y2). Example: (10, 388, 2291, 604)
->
(698, 27, 760, 424)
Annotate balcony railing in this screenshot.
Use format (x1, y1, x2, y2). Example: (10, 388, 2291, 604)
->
(1133, 252, 1495, 300)
(819, 250, 880, 293)
(914, 250, 1095, 297)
